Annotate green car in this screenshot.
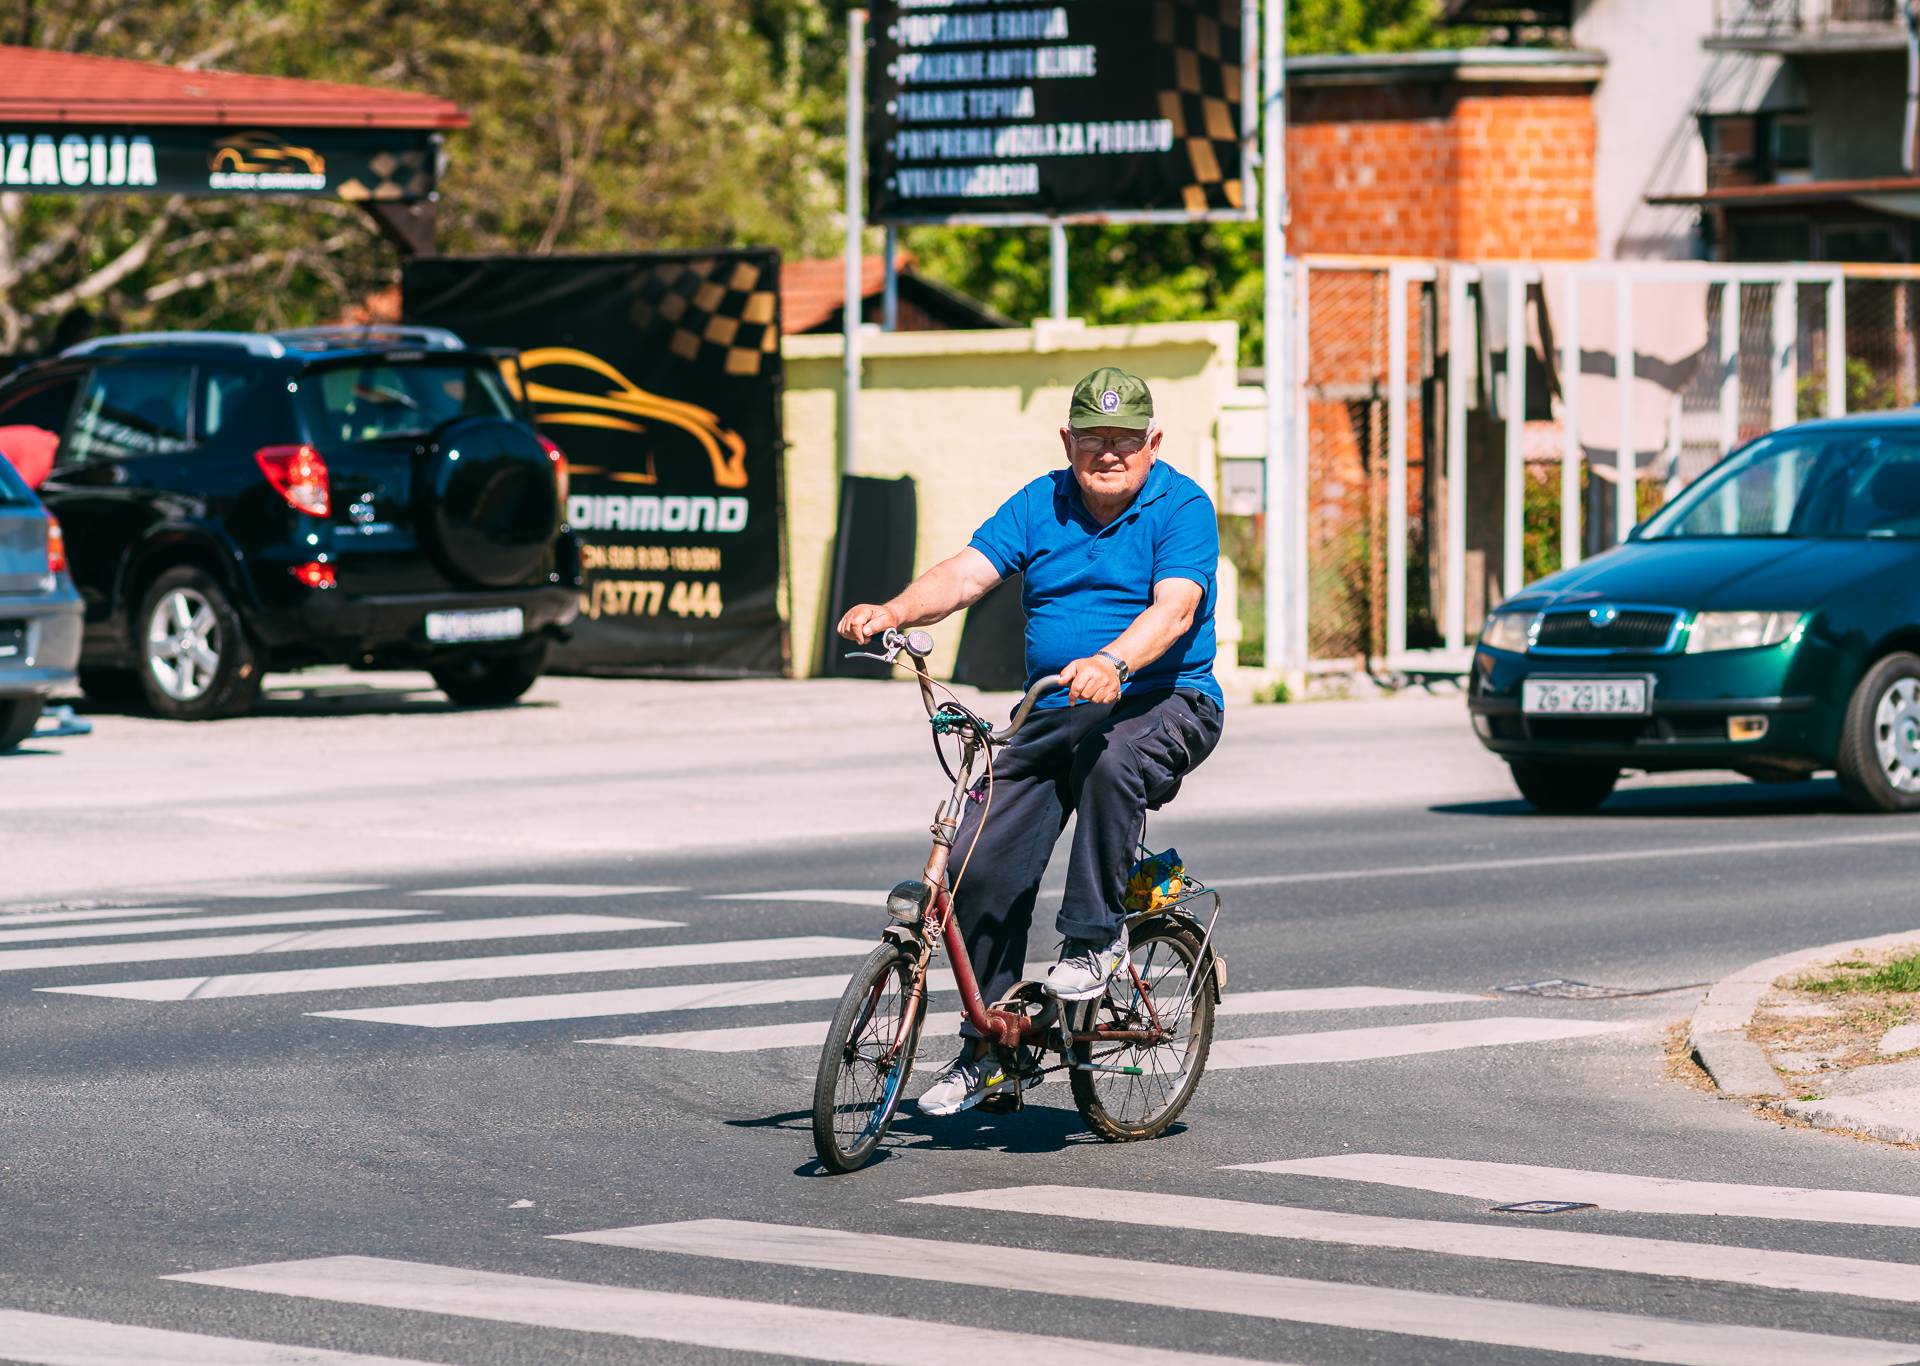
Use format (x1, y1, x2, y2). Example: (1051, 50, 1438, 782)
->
(1469, 413, 1920, 814)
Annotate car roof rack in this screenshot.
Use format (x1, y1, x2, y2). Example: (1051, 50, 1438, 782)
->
(274, 324, 466, 352)
(62, 331, 288, 359)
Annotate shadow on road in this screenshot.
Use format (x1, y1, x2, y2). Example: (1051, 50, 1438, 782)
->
(65, 678, 558, 721)
(1433, 777, 1860, 820)
(736, 1101, 1140, 1172)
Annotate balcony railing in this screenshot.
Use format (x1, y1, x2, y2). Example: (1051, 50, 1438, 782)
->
(1713, 0, 1901, 37)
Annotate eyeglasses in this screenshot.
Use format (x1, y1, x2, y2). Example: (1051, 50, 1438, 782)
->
(1070, 431, 1149, 456)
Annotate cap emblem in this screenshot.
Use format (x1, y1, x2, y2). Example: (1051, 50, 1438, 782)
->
(1100, 389, 1119, 412)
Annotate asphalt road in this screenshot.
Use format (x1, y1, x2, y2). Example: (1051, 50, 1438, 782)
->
(4, 691, 1920, 1364)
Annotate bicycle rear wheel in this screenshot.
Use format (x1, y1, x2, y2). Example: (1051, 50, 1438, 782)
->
(811, 942, 926, 1173)
(1069, 921, 1213, 1142)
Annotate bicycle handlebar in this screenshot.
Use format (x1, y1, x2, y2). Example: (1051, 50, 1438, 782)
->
(846, 628, 1061, 742)
(992, 673, 1063, 743)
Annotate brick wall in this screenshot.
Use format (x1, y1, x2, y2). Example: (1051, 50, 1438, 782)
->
(1289, 78, 1597, 260)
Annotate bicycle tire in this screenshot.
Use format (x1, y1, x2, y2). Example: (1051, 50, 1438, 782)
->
(1069, 922, 1213, 1142)
(811, 942, 926, 1173)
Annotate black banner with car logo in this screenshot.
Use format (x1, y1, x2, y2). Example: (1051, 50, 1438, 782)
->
(402, 251, 787, 677)
(0, 126, 436, 200)
(866, 0, 1252, 223)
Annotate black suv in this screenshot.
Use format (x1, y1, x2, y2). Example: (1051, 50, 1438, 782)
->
(0, 326, 579, 719)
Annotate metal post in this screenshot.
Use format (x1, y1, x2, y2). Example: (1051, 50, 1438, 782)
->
(841, 8, 867, 478)
(1444, 265, 1472, 652)
(1720, 278, 1741, 533)
(1504, 270, 1527, 597)
(1387, 266, 1410, 662)
(1049, 221, 1068, 321)
(1614, 275, 1635, 544)
(1825, 273, 1846, 416)
(882, 225, 899, 332)
(1559, 271, 1582, 570)
(1261, 0, 1299, 672)
(1770, 278, 1797, 434)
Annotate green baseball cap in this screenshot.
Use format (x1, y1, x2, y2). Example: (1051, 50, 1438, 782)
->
(1069, 366, 1153, 432)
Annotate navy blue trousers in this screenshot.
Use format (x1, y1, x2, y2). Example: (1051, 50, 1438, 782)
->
(950, 688, 1223, 1041)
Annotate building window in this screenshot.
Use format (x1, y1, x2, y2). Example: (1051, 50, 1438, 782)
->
(1701, 110, 1812, 189)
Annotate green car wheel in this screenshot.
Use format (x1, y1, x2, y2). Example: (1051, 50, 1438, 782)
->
(1508, 760, 1619, 815)
(1837, 652, 1920, 814)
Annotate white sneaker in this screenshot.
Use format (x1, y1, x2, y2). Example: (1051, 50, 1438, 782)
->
(916, 1047, 1043, 1116)
(1044, 925, 1129, 1000)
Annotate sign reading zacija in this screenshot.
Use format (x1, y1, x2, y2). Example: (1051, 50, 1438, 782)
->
(0, 126, 437, 200)
(403, 252, 787, 678)
(866, 0, 1250, 222)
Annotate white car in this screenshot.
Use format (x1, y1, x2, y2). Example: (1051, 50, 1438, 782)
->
(0, 454, 81, 751)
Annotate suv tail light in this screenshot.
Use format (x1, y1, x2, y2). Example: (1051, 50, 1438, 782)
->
(45, 515, 66, 575)
(538, 434, 569, 507)
(255, 444, 331, 518)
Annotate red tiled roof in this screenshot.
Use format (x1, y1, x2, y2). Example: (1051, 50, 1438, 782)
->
(783, 253, 913, 334)
(0, 44, 468, 129)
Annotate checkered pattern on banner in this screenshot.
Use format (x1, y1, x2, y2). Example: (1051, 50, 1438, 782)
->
(1155, 0, 1245, 214)
(626, 257, 780, 377)
(336, 149, 432, 203)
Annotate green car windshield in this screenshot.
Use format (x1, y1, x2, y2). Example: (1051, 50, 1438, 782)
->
(1641, 428, 1920, 540)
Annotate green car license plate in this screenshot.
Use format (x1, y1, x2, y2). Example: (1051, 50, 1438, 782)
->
(1522, 678, 1649, 716)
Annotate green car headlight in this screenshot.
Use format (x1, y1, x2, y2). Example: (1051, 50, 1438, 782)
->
(1685, 610, 1805, 654)
(1480, 610, 1537, 654)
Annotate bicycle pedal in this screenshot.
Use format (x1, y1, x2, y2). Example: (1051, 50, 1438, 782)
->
(977, 1091, 1024, 1114)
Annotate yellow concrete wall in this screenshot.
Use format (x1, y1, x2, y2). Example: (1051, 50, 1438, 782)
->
(782, 319, 1240, 680)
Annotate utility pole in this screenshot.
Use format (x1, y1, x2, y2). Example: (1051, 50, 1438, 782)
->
(1261, 0, 1300, 673)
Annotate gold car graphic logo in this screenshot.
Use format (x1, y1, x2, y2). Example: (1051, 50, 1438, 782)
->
(208, 131, 326, 190)
(503, 347, 748, 491)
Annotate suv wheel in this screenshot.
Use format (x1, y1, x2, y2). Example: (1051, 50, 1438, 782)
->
(135, 567, 263, 721)
(0, 696, 40, 751)
(1836, 652, 1920, 813)
(430, 640, 549, 708)
(1509, 759, 1619, 814)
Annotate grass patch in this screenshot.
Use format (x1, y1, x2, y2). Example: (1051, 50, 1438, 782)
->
(1797, 953, 1920, 995)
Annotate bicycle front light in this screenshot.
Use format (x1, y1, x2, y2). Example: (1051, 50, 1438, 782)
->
(886, 879, 932, 925)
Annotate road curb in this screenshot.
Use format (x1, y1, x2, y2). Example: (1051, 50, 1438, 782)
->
(1689, 926, 1920, 1137)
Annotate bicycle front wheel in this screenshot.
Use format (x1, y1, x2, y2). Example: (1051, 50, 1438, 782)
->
(811, 942, 926, 1174)
(1069, 921, 1213, 1142)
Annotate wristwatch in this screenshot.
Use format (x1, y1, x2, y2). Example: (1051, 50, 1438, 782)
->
(1095, 650, 1131, 683)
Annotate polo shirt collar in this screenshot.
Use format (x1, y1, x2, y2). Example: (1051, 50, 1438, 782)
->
(1056, 458, 1176, 527)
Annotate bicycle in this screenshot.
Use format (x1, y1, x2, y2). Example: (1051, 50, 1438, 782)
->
(810, 628, 1226, 1174)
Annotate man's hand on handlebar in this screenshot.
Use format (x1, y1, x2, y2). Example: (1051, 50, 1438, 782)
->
(837, 603, 900, 645)
(1057, 654, 1123, 706)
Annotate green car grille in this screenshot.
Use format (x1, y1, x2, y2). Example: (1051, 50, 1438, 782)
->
(1534, 608, 1679, 652)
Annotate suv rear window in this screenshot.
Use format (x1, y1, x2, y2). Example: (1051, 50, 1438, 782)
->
(299, 360, 517, 447)
(0, 449, 30, 505)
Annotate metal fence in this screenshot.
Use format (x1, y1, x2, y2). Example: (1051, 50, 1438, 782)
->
(1265, 257, 1920, 673)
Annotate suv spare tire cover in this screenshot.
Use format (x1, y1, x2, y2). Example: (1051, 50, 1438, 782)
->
(415, 416, 560, 589)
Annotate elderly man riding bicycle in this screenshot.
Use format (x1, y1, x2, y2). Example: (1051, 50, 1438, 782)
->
(838, 365, 1224, 1117)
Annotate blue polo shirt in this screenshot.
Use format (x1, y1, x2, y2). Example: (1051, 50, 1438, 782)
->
(968, 459, 1222, 709)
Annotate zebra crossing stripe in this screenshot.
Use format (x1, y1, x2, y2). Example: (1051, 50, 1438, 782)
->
(1208, 1016, 1635, 1068)
(1218, 986, 1487, 1015)
(0, 1308, 432, 1365)
(411, 883, 682, 898)
(167, 1255, 1269, 1366)
(0, 906, 206, 928)
(583, 1012, 968, 1053)
(43, 936, 877, 1002)
(559, 1220, 1920, 1366)
(0, 914, 678, 975)
(705, 889, 889, 906)
(906, 1185, 1920, 1305)
(0, 908, 433, 946)
(1231, 1154, 1920, 1229)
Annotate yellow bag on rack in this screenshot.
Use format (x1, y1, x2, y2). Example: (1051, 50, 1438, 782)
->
(1123, 847, 1186, 914)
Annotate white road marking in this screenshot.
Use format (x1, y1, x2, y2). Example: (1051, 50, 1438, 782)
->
(169, 1255, 1266, 1366)
(0, 908, 432, 945)
(1208, 1016, 1635, 1069)
(0, 914, 678, 975)
(0, 1308, 432, 1365)
(153, 881, 386, 899)
(411, 883, 682, 898)
(705, 889, 889, 906)
(584, 1012, 969, 1053)
(578, 985, 1486, 1053)
(1218, 986, 1488, 1015)
(908, 1185, 1920, 1305)
(559, 1220, 1920, 1366)
(1233, 1154, 1920, 1229)
(1206, 828, 1920, 889)
(0, 906, 206, 927)
(45, 936, 879, 1002)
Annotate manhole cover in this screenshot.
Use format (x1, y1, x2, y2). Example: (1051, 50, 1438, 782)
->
(1494, 978, 1701, 1000)
(1494, 1200, 1597, 1215)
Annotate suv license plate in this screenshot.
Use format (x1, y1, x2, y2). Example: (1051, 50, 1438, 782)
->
(1522, 678, 1649, 716)
(425, 608, 524, 644)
